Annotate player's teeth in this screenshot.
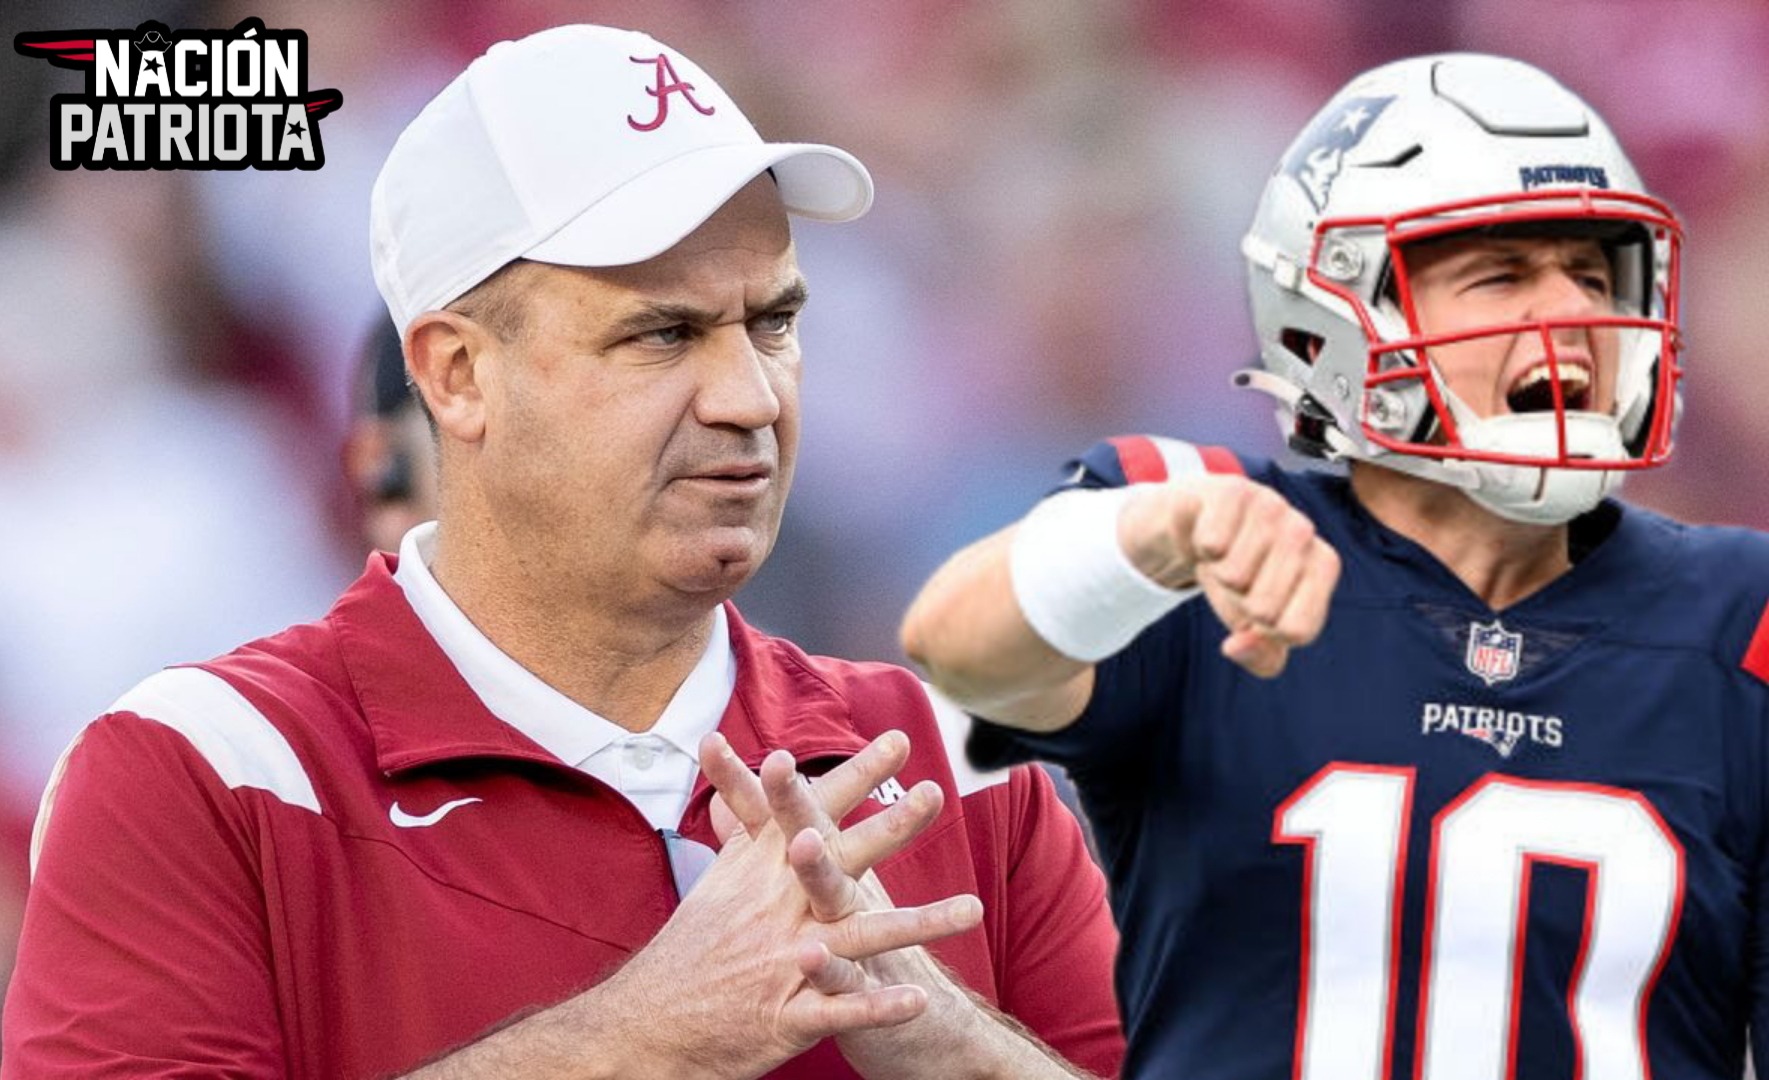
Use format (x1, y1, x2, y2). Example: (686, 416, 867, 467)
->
(1515, 365, 1589, 392)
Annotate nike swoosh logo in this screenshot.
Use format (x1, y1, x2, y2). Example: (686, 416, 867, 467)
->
(389, 797, 482, 828)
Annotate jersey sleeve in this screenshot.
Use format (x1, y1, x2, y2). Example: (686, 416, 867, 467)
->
(988, 763, 1124, 1078)
(1, 713, 285, 1078)
(968, 608, 1192, 788)
(969, 435, 1247, 783)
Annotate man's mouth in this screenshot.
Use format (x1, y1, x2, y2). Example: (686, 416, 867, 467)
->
(1505, 360, 1592, 414)
(678, 464, 773, 491)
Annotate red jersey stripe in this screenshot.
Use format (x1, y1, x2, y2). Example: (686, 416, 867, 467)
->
(1199, 445, 1246, 476)
(1742, 598, 1769, 685)
(1110, 436, 1169, 484)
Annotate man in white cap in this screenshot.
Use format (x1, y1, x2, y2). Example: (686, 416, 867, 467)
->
(3, 25, 1121, 1080)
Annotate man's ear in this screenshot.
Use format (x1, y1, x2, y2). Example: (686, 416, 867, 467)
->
(405, 312, 493, 444)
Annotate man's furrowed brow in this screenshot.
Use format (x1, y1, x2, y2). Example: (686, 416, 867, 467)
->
(758, 279, 810, 316)
(1458, 247, 1531, 272)
(1421, 246, 1523, 283)
(606, 301, 714, 339)
(605, 280, 810, 338)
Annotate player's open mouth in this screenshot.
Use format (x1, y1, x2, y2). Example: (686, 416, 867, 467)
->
(1505, 361, 1592, 414)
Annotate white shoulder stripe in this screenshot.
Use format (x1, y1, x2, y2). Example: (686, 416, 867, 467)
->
(922, 681, 1011, 797)
(108, 667, 321, 814)
(29, 727, 84, 878)
(1148, 437, 1206, 480)
(33, 668, 321, 878)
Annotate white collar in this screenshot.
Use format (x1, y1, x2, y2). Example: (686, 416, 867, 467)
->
(390, 522, 735, 768)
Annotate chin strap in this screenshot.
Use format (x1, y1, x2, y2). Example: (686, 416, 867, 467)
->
(1232, 368, 1362, 461)
(1371, 450, 1483, 492)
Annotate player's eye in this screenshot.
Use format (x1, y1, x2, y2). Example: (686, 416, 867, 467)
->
(1468, 272, 1518, 290)
(633, 325, 693, 347)
(750, 310, 799, 337)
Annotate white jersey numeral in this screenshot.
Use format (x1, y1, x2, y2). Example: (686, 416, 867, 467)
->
(1274, 766, 1684, 1080)
(1274, 765, 1415, 1080)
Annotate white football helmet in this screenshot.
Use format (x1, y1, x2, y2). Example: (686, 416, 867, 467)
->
(1240, 54, 1683, 524)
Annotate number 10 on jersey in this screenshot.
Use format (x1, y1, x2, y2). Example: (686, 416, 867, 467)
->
(1273, 764, 1684, 1080)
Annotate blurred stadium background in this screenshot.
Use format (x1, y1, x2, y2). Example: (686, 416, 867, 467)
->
(2, 0, 1767, 1029)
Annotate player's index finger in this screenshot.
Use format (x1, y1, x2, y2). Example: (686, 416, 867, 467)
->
(1190, 476, 1250, 564)
(1238, 513, 1317, 630)
(1274, 540, 1341, 646)
(1204, 488, 1287, 593)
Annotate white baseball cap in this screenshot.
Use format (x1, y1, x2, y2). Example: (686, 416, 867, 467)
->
(370, 24, 874, 332)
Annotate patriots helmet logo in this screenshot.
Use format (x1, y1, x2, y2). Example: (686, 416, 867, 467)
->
(1281, 94, 1395, 212)
(1465, 619, 1522, 686)
(1461, 720, 1524, 758)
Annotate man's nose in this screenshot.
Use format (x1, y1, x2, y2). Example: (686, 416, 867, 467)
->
(1526, 267, 1605, 321)
(693, 328, 782, 430)
(1520, 268, 1615, 381)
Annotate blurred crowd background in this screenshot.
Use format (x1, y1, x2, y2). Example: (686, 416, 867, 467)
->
(3, 0, 1769, 1018)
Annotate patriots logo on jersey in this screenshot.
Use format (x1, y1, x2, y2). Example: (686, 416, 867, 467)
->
(1465, 619, 1522, 686)
(1462, 718, 1524, 758)
(1420, 701, 1563, 758)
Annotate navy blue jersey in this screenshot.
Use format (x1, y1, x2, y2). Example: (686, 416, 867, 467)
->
(970, 435, 1769, 1080)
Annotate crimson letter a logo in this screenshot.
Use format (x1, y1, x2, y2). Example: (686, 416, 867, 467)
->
(627, 53, 715, 132)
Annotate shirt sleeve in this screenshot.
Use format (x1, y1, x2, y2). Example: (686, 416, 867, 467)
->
(1, 713, 286, 1078)
(988, 763, 1125, 1078)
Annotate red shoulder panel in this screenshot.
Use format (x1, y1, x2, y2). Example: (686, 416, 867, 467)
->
(1742, 598, 1769, 685)
(1108, 436, 1169, 484)
(1199, 445, 1246, 476)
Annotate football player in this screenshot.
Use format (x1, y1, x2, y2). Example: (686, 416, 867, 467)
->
(904, 53, 1769, 1079)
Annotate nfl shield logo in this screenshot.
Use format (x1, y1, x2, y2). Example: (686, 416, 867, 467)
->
(1465, 619, 1522, 686)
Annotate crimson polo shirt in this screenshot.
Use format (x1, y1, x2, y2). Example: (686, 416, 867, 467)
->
(3, 553, 1124, 1079)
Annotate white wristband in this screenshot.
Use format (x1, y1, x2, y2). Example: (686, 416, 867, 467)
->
(1009, 486, 1198, 662)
